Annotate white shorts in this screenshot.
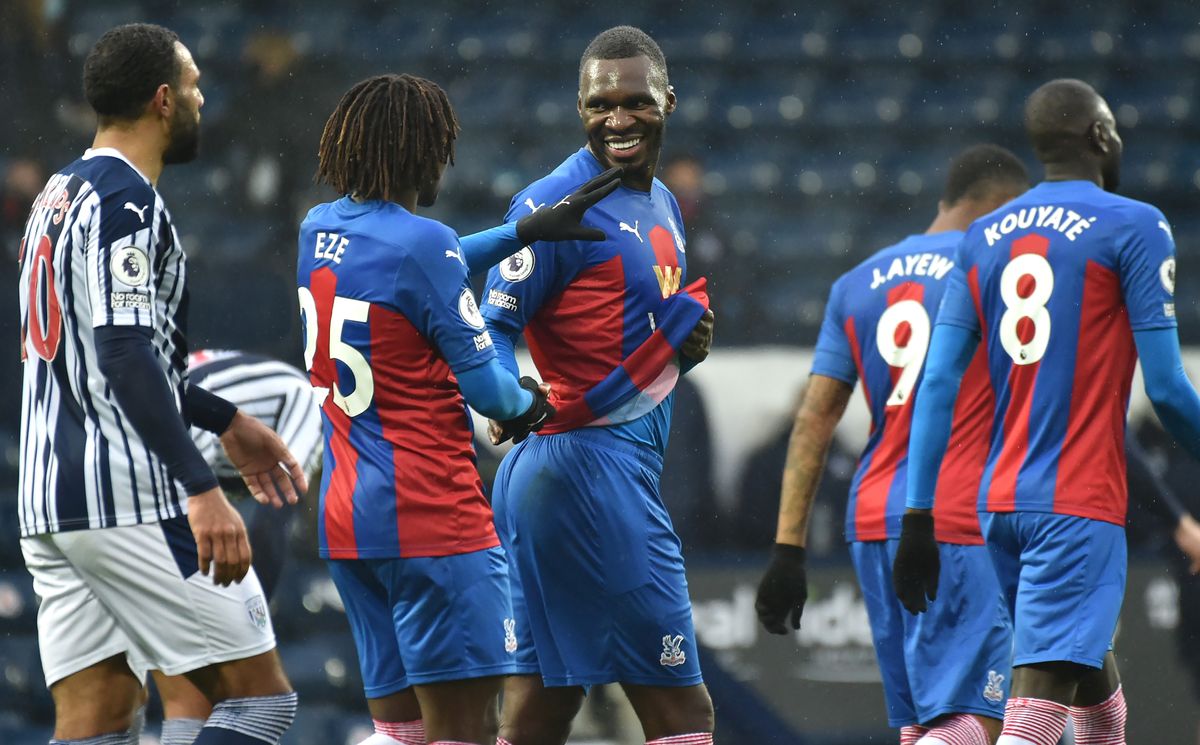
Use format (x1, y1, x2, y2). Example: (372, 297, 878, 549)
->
(21, 516, 277, 686)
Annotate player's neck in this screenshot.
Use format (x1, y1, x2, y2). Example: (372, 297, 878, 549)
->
(925, 204, 970, 235)
(92, 125, 165, 186)
(1041, 161, 1103, 187)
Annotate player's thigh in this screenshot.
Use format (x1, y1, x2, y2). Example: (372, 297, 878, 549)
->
(1012, 513, 1126, 669)
(413, 675, 504, 743)
(621, 682, 714, 740)
(850, 540, 918, 727)
(906, 542, 1011, 724)
(980, 512, 1022, 620)
(498, 674, 585, 745)
(382, 547, 519, 688)
(152, 670, 214, 720)
(20, 535, 140, 691)
(49, 654, 143, 739)
(53, 517, 279, 684)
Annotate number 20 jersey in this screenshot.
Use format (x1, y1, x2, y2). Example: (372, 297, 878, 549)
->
(937, 180, 1177, 526)
(813, 231, 992, 544)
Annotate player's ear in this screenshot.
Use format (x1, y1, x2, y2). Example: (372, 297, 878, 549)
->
(152, 83, 171, 120)
(577, 93, 584, 118)
(1088, 119, 1111, 155)
(664, 85, 677, 116)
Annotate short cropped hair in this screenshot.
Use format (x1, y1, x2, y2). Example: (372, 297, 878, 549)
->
(83, 23, 181, 122)
(579, 26, 669, 93)
(943, 144, 1029, 206)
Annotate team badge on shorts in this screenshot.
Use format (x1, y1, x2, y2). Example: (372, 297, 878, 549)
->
(504, 618, 518, 653)
(659, 634, 686, 667)
(982, 670, 1005, 703)
(245, 595, 269, 632)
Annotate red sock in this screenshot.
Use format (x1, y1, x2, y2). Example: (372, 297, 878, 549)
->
(496, 739, 513, 745)
(645, 734, 714, 744)
(373, 718, 424, 745)
(1069, 686, 1127, 745)
(901, 724, 930, 744)
(920, 714, 989, 744)
(997, 697, 1069, 745)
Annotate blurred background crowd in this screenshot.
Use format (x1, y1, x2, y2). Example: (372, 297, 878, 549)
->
(3, 0, 1200, 742)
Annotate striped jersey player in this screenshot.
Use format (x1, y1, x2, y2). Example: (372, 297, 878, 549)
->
(188, 349, 323, 484)
(19, 147, 191, 535)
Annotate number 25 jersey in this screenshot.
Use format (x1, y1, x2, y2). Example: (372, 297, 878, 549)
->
(813, 231, 992, 544)
(937, 180, 1177, 525)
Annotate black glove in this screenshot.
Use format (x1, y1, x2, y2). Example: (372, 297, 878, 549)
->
(892, 512, 940, 614)
(493, 376, 556, 445)
(515, 167, 623, 244)
(756, 543, 808, 634)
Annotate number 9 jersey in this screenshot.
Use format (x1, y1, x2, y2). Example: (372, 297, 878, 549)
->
(813, 231, 992, 545)
(936, 180, 1177, 525)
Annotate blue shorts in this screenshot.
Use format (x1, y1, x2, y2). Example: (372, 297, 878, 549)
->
(491, 428, 703, 688)
(981, 511, 1126, 669)
(326, 546, 518, 697)
(851, 540, 1012, 728)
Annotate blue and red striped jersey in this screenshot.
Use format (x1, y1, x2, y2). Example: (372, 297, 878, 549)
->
(937, 180, 1177, 526)
(813, 232, 992, 544)
(481, 148, 688, 456)
(297, 198, 500, 559)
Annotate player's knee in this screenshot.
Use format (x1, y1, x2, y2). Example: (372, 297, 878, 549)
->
(498, 699, 578, 745)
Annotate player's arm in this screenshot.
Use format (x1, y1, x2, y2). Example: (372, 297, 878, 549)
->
(1125, 431, 1200, 573)
(86, 185, 250, 585)
(756, 282, 855, 634)
(893, 264, 981, 614)
(457, 167, 621, 275)
(184, 384, 307, 508)
(94, 327, 249, 586)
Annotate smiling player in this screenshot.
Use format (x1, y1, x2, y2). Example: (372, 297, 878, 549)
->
(482, 26, 716, 745)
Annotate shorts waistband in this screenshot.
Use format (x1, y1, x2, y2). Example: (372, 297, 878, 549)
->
(534, 426, 663, 470)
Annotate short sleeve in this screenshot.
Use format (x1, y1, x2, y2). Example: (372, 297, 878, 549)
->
(393, 229, 497, 375)
(481, 189, 581, 336)
(87, 184, 157, 328)
(1119, 207, 1178, 331)
(810, 280, 858, 385)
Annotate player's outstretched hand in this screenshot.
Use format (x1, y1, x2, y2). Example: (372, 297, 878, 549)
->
(893, 510, 940, 614)
(681, 309, 715, 363)
(516, 167, 623, 244)
(187, 487, 252, 586)
(1176, 514, 1200, 574)
(755, 543, 808, 634)
(220, 411, 309, 508)
(490, 378, 555, 445)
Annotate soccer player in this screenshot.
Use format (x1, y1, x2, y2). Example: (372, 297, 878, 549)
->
(481, 26, 716, 745)
(153, 349, 324, 745)
(297, 73, 618, 745)
(893, 79, 1200, 745)
(17, 23, 306, 745)
(755, 145, 1030, 745)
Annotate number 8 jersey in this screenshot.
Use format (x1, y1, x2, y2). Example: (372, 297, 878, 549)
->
(937, 180, 1177, 525)
(813, 231, 992, 544)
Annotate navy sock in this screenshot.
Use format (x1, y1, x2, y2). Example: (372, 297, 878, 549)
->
(193, 692, 297, 745)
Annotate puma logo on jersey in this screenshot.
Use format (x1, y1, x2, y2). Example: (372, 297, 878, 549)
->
(524, 197, 544, 213)
(619, 220, 642, 243)
(445, 246, 464, 264)
(123, 202, 148, 223)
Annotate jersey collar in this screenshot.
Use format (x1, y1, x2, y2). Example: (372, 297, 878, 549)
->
(82, 147, 152, 185)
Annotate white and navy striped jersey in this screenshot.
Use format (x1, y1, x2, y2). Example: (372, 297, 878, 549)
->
(18, 148, 191, 536)
(188, 349, 323, 482)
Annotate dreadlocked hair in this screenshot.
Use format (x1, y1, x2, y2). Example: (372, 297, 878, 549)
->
(316, 73, 459, 202)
